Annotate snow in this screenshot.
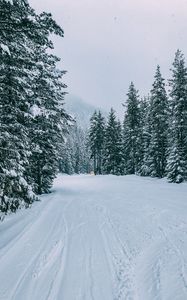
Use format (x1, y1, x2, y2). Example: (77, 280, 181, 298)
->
(0, 175, 187, 299)
(5, 169, 17, 177)
(30, 104, 42, 117)
(5, 0, 13, 4)
(0, 44, 11, 55)
(19, 176, 29, 188)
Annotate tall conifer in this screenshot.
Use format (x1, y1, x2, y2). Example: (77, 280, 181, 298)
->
(146, 66, 169, 177)
(123, 82, 141, 174)
(166, 50, 187, 183)
(103, 109, 122, 175)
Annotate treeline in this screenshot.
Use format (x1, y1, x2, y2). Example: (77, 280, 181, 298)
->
(59, 125, 92, 175)
(88, 50, 187, 183)
(0, 0, 69, 215)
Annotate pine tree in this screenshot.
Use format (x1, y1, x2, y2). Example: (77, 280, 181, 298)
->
(123, 82, 141, 174)
(89, 111, 105, 174)
(0, 0, 37, 212)
(115, 120, 124, 174)
(166, 143, 185, 183)
(138, 96, 150, 175)
(89, 111, 98, 174)
(145, 66, 169, 177)
(21, 8, 69, 194)
(0, 0, 70, 212)
(166, 50, 187, 182)
(28, 50, 69, 194)
(103, 108, 123, 175)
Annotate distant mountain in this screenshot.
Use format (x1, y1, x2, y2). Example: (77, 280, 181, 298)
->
(64, 95, 107, 128)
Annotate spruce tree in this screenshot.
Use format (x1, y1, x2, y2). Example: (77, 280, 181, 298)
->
(0, 0, 37, 212)
(89, 111, 98, 174)
(103, 109, 123, 175)
(89, 111, 105, 174)
(166, 50, 187, 182)
(115, 120, 124, 175)
(21, 8, 69, 194)
(146, 66, 169, 177)
(123, 82, 141, 174)
(28, 50, 69, 194)
(138, 96, 150, 175)
(166, 143, 185, 183)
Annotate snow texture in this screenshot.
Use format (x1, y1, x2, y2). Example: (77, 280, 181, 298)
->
(30, 104, 42, 117)
(4, 0, 13, 4)
(0, 44, 11, 55)
(0, 175, 187, 300)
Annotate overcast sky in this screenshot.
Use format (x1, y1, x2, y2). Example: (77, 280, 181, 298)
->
(29, 0, 187, 114)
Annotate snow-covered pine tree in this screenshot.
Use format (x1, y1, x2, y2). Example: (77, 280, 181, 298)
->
(89, 111, 98, 174)
(116, 120, 124, 175)
(145, 66, 169, 178)
(122, 82, 141, 174)
(27, 16, 69, 194)
(166, 50, 187, 183)
(0, 0, 70, 213)
(89, 111, 105, 174)
(103, 108, 123, 175)
(166, 142, 185, 183)
(0, 0, 37, 212)
(138, 96, 151, 175)
(95, 111, 105, 174)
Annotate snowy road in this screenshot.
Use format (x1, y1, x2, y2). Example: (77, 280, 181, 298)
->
(0, 175, 187, 300)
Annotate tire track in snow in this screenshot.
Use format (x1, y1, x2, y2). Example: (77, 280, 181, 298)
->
(158, 225, 187, 294)
(10, 204, 65, 300)
(0, 197, 54, 260)
(0, 199, 60, 299)
(94, 204, 136, 300)
(0, 198, 71, 300)
(75, 205, 95, 300)
(88, 247, 95, 300)
(42, 199, 73, 300)
(138, 208, 187, 300)
(152, 257, 162, 300)
(150, 209, 187, 296)
(46, 215, 69, 300)
(58, 199, 114, 300)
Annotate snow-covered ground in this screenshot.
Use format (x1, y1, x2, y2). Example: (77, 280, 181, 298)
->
(0, 175, 187, 300)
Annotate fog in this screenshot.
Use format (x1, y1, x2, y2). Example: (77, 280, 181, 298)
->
(29, 0, 187, 114)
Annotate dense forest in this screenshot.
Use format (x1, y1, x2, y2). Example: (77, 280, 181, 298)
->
(63, 51, 187, 185)
(1, 0, 187, 218)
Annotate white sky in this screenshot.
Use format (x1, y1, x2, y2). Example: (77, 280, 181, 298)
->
(29, 0, 187, 114)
